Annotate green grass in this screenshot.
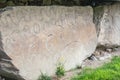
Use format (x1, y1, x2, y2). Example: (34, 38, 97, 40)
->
(38, 72, 51, 80)
(71, 56, 120, 80)
(55, 63, 65, 78)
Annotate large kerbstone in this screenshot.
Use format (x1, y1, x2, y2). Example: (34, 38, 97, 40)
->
(94, 3, 120, 47)
(0, 6, 97, 80)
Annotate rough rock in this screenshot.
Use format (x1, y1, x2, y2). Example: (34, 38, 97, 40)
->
(0, 32, 23, 80)
(0, 6, 97, 80)
(94, 2, 120, 47)
(88, 54, 98, 61)
(0, 60, 24, 80)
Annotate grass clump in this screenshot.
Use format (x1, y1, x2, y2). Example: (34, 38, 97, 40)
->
(55, 63, 65, 78)
(71, 56, 120, 80)
(38, 72, 51, 80)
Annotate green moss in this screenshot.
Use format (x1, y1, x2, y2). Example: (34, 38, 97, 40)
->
(0, 0, 7, 3)
(7, 1, 15, 6)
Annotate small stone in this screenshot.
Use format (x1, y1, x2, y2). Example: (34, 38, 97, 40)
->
(98, 57, 105, 61)
(106, 48, 112, 52)
(94, 50, 101, 56)
(98, 53, 112, 61)
(88, 54, 98, 61)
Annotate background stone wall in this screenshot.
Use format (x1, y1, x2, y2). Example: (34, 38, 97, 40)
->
(94, 2, 120, 47)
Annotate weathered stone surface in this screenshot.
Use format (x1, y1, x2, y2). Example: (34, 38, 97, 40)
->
(94, 2, 120, 47)
(0, 6, 97, 80)
(0, 60, 24, 80)
(0, 30, 23, 80)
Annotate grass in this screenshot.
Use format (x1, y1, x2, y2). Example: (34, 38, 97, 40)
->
(38, 72, 51, 80)
(55, 63, 65, 78)
(71, 56, 120, 80)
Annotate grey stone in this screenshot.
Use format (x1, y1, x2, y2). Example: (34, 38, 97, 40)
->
(0, 60, 24, 80)
(97, 52, 112, 60)
(0, 6, 97, 80)
(94, 2, 120, 47)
